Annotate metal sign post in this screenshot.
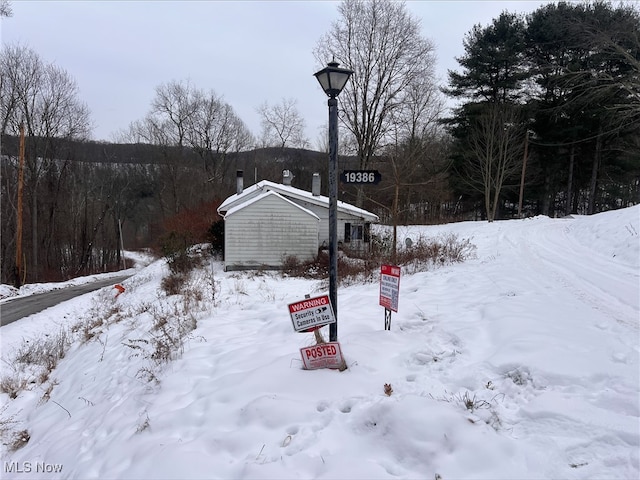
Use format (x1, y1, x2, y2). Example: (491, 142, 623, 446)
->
(384, 308, 392, 331)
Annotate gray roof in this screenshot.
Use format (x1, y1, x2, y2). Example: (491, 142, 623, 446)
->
(218, 180, 379, 222)
(224, 190, 320, 220)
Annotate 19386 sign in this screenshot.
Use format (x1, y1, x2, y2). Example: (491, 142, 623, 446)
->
(340, 170, 381, 185)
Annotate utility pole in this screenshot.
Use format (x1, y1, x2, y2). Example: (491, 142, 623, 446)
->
(15, 123, 25, 287)
(118, 218, 126, 270)
(518, 130, 529, 218)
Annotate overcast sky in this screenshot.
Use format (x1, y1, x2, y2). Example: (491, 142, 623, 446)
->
(2, 0, 552, 146)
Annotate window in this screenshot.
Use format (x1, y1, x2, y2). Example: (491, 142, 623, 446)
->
(344, 223, 364, 242)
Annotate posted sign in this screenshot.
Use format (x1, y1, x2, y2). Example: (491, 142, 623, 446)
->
(288, 295, 336, 332)
(300, 342, 344, 370)
(379, 265, 401, 312)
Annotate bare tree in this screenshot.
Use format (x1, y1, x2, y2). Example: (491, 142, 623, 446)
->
(152, 80, 199, 148)
(0, 43, 92, 281)
(391, 74, 444, 147)
(314, 0, 437, 206)
(188, 90, 254, 184)
(464, 103, 524, 222)
(37, 64, 92, 139)
(0, 0, 12, 17)
(382, 74, 447, 254)
(1, 44, 41, 135)
(257, 97, 308, 149)
(125, 79, 253, 212)
(1, 45, 91, 139)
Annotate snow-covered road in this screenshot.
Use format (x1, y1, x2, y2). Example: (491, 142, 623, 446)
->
(509, 215, 638, 330)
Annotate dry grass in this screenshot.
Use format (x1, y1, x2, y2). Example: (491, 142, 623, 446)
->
(0, 406, 30, 452)
(6, 429, 30, 452)
(161, 272, 188, 296)
(13, 329, 70, 367)
(0, 328, 72, 399)
(281, 233, 476, 283)
(1, 281, 127, 400)
(124, 278, 203, 376)
(0, 374, 28, 400)
(0, 247, 216, 461)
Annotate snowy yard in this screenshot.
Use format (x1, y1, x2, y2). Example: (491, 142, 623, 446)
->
(1, 206, 638, 479)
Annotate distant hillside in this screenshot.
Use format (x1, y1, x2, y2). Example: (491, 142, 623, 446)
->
(0, 135, 357, 194)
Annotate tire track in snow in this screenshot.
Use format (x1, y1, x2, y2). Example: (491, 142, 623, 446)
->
(502, 218, 639, 332)
(489, 216, 640, 477)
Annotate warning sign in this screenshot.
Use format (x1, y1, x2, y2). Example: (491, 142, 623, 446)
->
(379, 264, 400, 312)
(288, 295, 336, 332)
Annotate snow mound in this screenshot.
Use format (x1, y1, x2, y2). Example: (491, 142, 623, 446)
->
(1, 206, 638, 479)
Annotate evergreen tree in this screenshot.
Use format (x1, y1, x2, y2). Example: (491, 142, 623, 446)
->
(444, 1, 639, 218)
(444, 12, 529, 220)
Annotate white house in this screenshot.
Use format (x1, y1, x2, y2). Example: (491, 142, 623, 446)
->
(217, 171, 379, 271)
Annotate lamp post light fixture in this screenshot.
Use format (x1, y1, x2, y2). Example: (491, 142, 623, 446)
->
(314, 60, 353, 343)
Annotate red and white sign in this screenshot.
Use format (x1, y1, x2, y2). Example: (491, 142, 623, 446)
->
(288, 295, 336, 332)
(299, 342, 344, 370)
(379, 264, 401, 312)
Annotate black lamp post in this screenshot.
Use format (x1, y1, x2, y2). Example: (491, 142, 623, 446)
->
(314, 60, 353, 342)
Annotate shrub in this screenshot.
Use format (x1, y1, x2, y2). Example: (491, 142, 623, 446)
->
(159, 237, 208, 296)
(161, 271, 187, 296)
(159, 231, 196, 275)
(207, 220, 225, 258)
(0, 375, 27, 399)
(155, 200, 223, 268)
(281, 233, 475, 283)
(14, 329, 70, 367)
(0, 328, 72, 399)
(393, 233, 475, 269)
(7, 429, 30, 451)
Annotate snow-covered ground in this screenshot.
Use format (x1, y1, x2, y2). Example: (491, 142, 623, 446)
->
(1, 207, 638, 479)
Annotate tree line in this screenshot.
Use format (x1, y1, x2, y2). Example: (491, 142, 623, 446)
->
(444, 1, 639, 221)
(1, 0, 638, 286)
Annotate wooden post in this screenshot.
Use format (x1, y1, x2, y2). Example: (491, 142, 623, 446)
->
(517, 130, 529, 219)
(15, 123, 25, 287)
(118, 218, 126, 270)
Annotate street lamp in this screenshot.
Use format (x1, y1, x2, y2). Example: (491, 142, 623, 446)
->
(314, 60, 353, 343)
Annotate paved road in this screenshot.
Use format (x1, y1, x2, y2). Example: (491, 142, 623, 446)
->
(0, 275, 131, 327)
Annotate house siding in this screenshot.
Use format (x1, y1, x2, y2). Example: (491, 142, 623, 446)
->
(224, 193, 319, 270)
(284, 199, 370, 248)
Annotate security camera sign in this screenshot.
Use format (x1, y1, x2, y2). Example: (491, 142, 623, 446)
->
(288, 294, 336, 332)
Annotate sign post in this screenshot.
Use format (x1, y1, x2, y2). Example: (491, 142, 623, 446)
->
(379, 265, 401, 330)
(288, 294, 345, 370)
(288, 294, 336, 332)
